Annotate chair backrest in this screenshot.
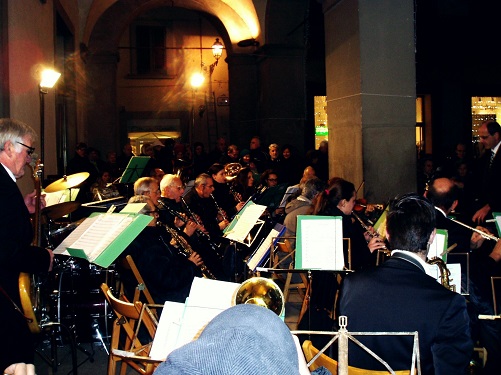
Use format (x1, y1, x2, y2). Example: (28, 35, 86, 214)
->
(302, 340, 411, 375)
(125, 254, 156, 305)
(101, 283, 160, 375)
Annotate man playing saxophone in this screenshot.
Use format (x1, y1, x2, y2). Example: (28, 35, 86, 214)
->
(118, 195, 203, 304)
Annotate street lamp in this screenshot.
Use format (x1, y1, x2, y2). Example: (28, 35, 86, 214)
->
(39, 68, 61, 176)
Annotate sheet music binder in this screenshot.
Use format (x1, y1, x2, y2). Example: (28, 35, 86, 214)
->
(119, 156, 150, 184)
(223, 201, 267, 246)
(53, 211, 152, 268)
(493, 212, 501, 236)
(295, 215, 344, 271)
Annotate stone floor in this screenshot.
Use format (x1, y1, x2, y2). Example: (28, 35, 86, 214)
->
(33, 280, 305, 375)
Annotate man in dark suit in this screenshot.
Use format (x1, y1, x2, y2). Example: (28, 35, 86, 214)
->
(0, 119, 54, 373)
(338, 193, 472, 375)
(472, 120, 501, 224)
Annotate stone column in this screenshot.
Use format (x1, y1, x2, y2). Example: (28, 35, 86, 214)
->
(83, 50, 120, 156)
(324, 0, 416, 202)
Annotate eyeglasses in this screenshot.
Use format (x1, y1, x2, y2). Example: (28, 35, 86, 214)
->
(146, 189, 161, 194)
(16, 141, 35, 156)
(170, 185, 184, 191)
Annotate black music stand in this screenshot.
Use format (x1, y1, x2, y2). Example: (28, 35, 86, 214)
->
(119, 156, 150, 185)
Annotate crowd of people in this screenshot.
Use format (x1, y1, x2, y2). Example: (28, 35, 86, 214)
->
(2, 115, 501, 374)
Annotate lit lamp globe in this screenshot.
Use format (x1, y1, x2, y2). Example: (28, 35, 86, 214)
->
(190, 72, 205, 89)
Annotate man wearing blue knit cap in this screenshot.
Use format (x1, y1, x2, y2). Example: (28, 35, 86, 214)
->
(154, 304, 303, 375)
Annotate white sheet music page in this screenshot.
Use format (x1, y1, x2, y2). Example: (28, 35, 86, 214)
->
(173, 278, 240, 352)
(53, 215, 100, 255)
(224, 203, 266, 242)
(247, 226, 282, 271)
(297, 216, 344, 270)
(150, 301, 186, 361)
(427, 229, 447, 259)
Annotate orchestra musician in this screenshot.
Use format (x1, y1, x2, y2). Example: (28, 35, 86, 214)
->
(159, 174, 226, 280)
(208, 163, 244, 218)
(230, 166, 256, 202)
(183, 173, 230, 240)
(426, 178, 501, 374)
(338, 193, 473, 374)
(0, 119, 54, 374)
(118, 195, 203, 304)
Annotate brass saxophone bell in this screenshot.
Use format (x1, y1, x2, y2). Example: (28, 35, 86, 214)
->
(234, 277, 284, 316)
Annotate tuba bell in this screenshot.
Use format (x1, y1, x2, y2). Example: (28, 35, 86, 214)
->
(234, 277, 285, 316)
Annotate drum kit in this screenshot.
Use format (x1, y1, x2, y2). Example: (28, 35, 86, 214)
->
(36, 172, 119, 365)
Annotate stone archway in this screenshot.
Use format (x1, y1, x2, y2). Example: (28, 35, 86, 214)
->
(81, 0, 262, 155)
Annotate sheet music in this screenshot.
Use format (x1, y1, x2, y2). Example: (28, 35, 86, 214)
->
(425, 262, 462, 294)
(428, 230, 447, 259)
(247, 225, 283, 271)
(224, 204, 266, 242)
(297, 216, 344, 270)
(171, 278, 239, 353)
(150, 301, 186, 361)
(53, 213, 133, 262)
(279, 186, 300, 208)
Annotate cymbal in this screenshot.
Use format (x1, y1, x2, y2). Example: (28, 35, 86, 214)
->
(42, 201, 81, 220)
(44, 172, 90, 193)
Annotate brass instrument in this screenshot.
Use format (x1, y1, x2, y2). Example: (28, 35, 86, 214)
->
(427, 257, 455, 292)
(234, 277, 284, 316)
(449, 217, 500, 242)
(224, 162, 242, 181)
(163, 224, 216, 280)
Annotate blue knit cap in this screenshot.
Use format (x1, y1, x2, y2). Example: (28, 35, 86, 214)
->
(154, 304, 300, 375)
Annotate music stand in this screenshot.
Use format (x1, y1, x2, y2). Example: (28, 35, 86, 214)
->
(119, 156, 150, 184)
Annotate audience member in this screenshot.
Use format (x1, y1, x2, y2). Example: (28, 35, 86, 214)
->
(154, 304, 308, 375)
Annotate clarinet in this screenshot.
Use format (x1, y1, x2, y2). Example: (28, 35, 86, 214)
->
(180, 197, 223, 258)
(157, 199, 210, 241)
(161, 223, 216, 280)
(210, 194, 228, 222)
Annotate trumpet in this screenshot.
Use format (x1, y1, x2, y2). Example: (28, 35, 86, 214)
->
(449, 217, 500, 242)
(163, 223, 216, 280)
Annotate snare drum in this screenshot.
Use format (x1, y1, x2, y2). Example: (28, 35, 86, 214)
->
(50, 256, 118, 342)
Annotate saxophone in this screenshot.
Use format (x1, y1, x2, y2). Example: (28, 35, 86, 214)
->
(163, 224, 217, 280)
(427, 257, 455, 292)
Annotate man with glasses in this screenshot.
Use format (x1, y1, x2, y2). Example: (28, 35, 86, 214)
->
(118, 195, 203, 304)
(0, 119, 54, 374)
(472, 121, 501, 224)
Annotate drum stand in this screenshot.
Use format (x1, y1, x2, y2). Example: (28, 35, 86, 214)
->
(36, 320, 78, 374)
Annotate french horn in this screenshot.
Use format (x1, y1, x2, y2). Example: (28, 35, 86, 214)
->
(224, 162, 242, 181)
(234, 277, 285, 316)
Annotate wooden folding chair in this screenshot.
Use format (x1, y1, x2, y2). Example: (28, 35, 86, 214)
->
(124, 255, 159, 319)
(101, 283, 162, 375)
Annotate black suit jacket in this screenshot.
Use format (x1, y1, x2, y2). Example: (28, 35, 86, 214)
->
(338, 256, 472, 375)
(474, 147, 501, 213)
(0, 165, 51, 370)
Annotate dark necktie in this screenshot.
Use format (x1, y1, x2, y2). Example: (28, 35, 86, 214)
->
(490, 150, 495, 168)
